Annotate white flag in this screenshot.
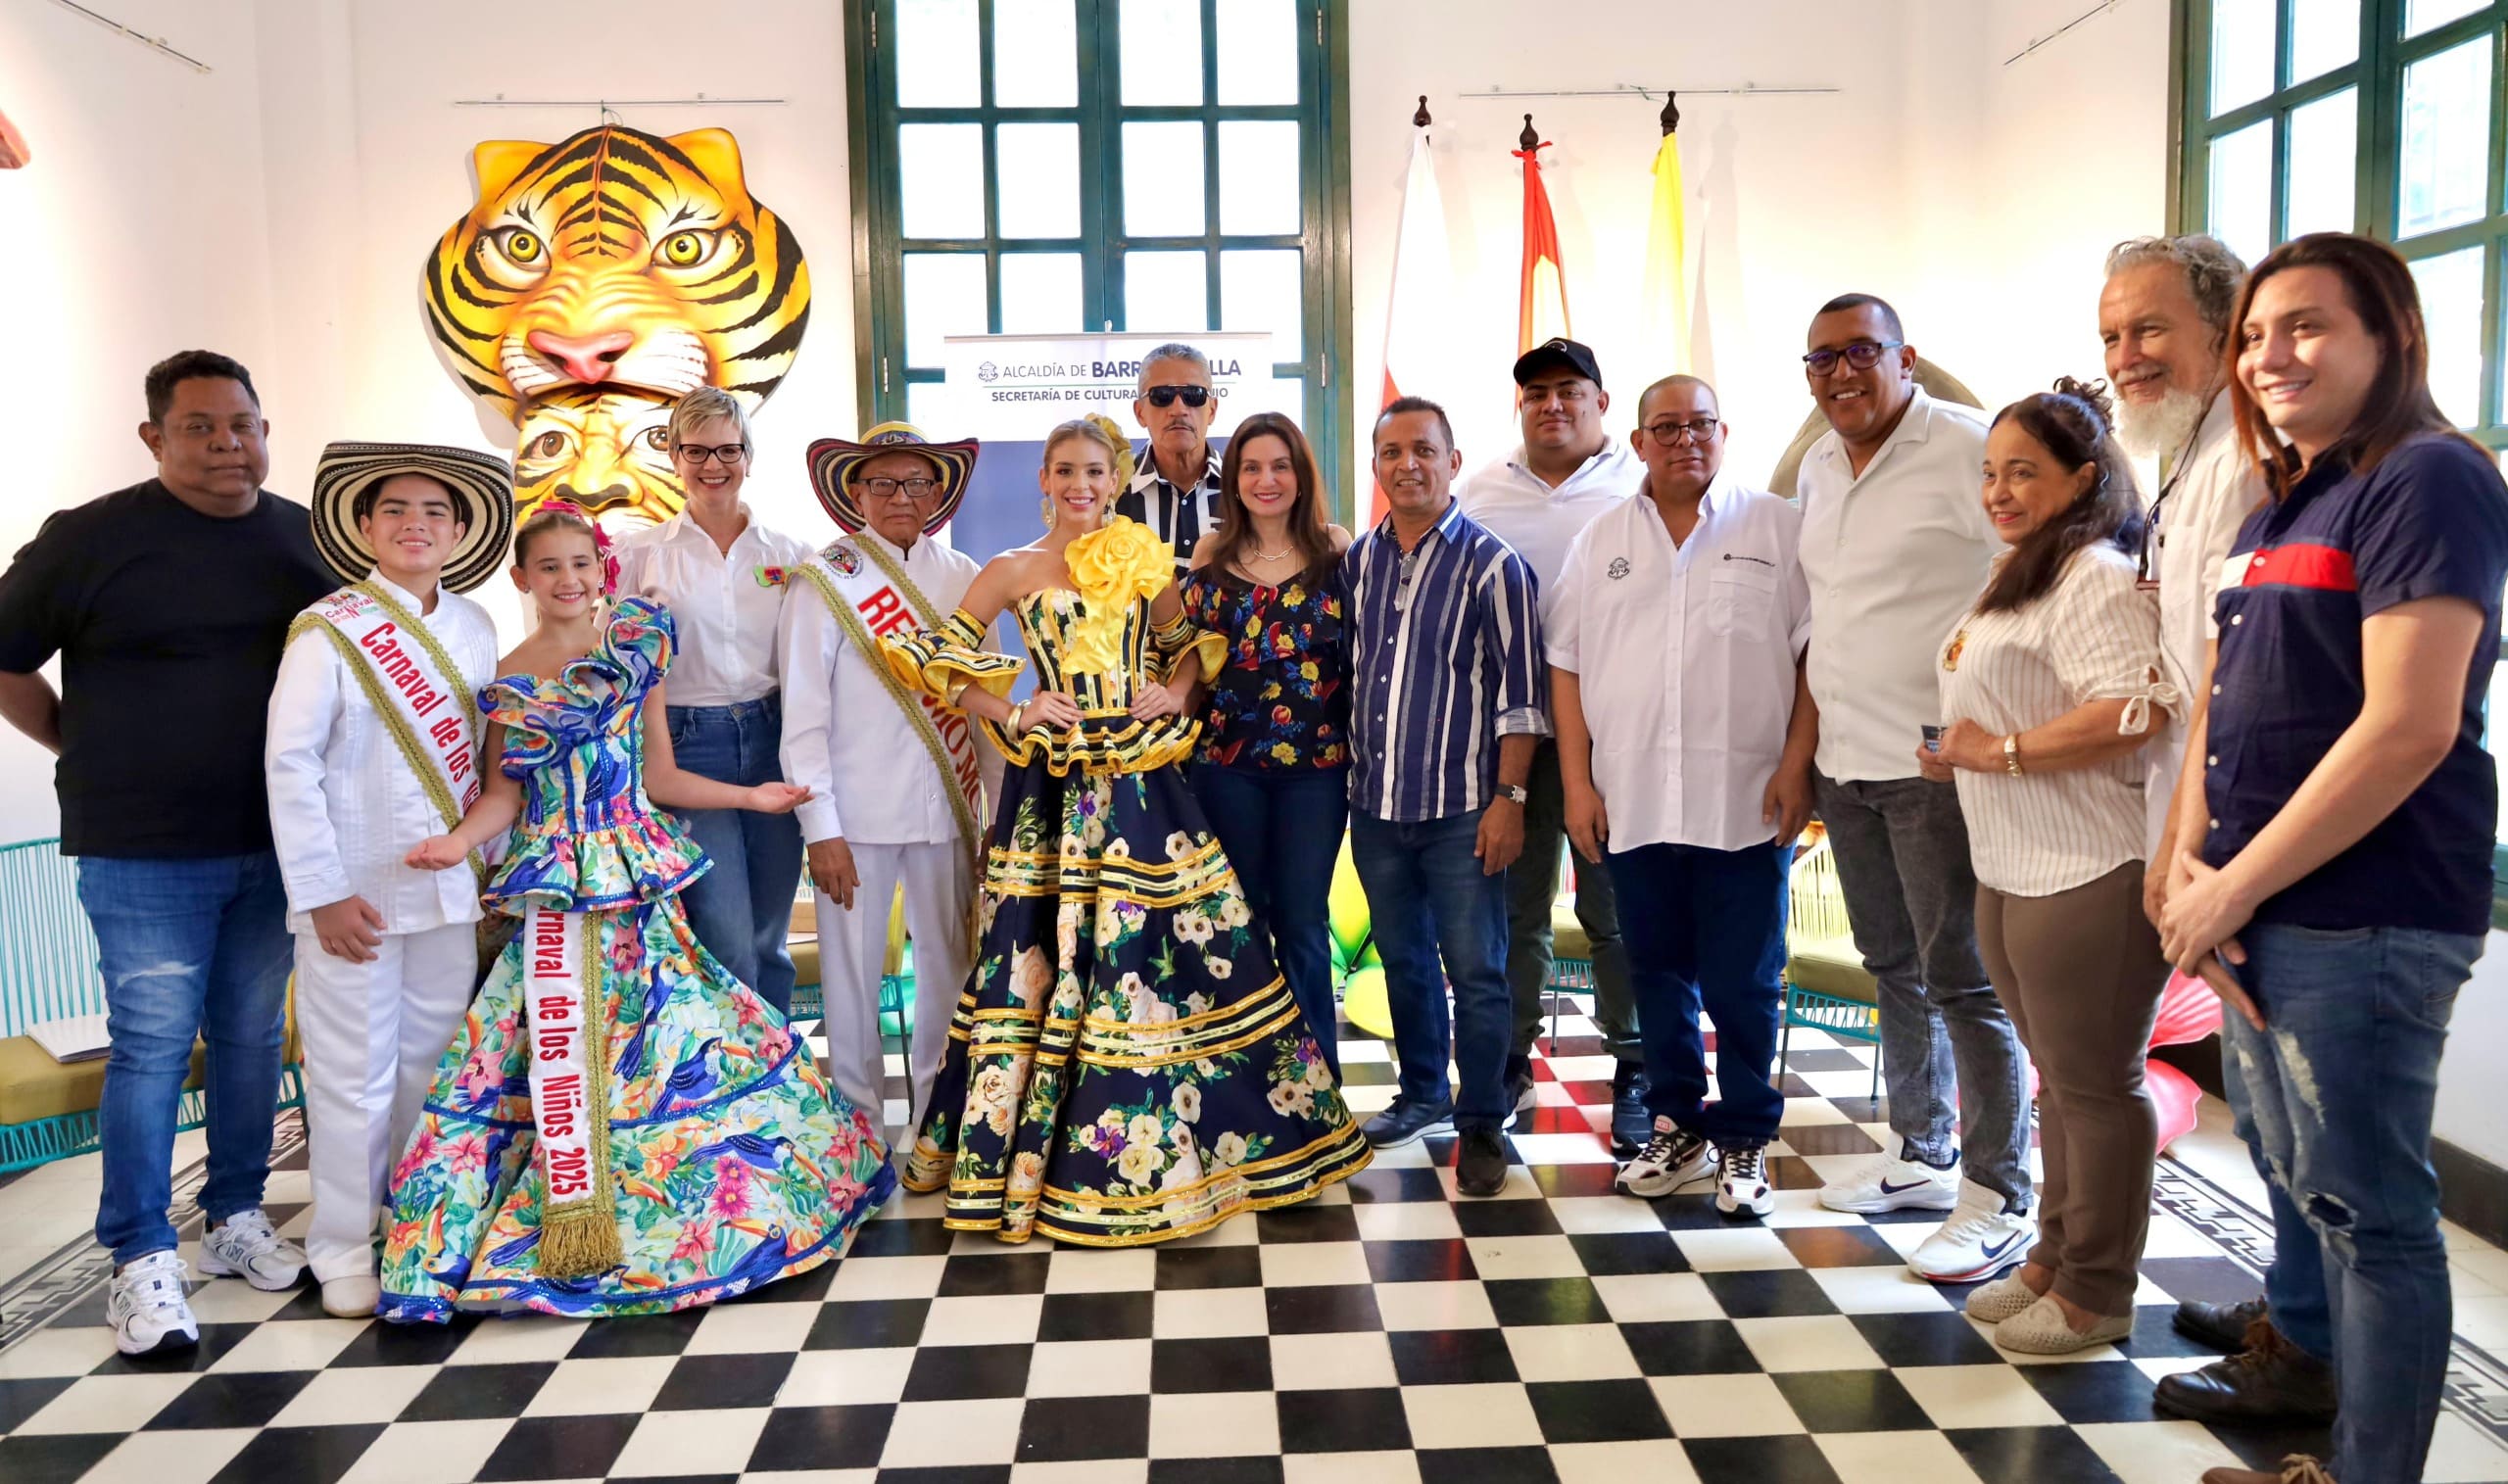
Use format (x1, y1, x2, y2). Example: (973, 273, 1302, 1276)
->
(1376, 123, 1457, 521)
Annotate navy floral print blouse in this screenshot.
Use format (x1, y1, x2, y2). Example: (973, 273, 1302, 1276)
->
(1181, 563, 1351, 772)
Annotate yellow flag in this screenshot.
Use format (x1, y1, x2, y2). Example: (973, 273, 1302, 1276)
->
(1641, 133, 1689, 372)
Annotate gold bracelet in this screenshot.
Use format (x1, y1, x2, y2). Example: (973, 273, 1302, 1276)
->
(2003, 734, 2024, 776)
(1007, 700, 1028, 733)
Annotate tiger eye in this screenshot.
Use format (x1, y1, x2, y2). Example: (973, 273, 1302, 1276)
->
(659, 231, 707, 266)
(499, 229, 543, 264)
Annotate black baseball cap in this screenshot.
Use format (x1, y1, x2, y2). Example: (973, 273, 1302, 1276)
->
(1512, 337, 1603, 389)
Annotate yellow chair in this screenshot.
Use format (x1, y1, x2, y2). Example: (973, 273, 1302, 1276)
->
(785, 886, 909, 1029)
(1779, 832, 1883, 1100)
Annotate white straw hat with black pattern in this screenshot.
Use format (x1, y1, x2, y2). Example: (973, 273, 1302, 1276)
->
(309, 441, 515, 594)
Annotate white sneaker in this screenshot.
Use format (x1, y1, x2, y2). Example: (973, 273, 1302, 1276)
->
(320, 1273, 382, 1319)
(107, 1250, 200, 1356)
(1815, 1140, 1961, 1215)
(198, 1209, 308, 1292)
(1713, 1143, 1775, 1218)
(1613, 1117, 1712, 1198)
(1908, 1179, 2035, 1283)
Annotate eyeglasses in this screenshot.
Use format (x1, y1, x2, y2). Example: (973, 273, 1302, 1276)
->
(1144, 384, 1211, 408)
(851, 476, 940, 501)
(676, 444, 748, 465)
(1801, 341, 1905, 377)
(1642, 417, 1722, 445)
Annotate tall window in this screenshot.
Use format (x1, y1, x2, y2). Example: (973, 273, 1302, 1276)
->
(2176, 0, 2508, 913)
(844, 0, 1353, 505)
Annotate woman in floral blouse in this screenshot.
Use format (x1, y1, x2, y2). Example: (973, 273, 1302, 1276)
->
(1175, 411, 1354, 1076)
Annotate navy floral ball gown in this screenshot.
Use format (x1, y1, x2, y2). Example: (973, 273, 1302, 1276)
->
(377, 597, 892, 1319)
(880, 517, 1370, 1247)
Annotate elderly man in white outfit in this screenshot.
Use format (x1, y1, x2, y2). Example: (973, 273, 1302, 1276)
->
(265, 443, 508, 1317)
(780, 424, 993, 1131)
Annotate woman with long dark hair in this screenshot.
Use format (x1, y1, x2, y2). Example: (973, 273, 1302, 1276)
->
(2156, 233, 2508, 1484)
(1916, 377, 2176, 1356)
(1172, 411, 1355, 1075)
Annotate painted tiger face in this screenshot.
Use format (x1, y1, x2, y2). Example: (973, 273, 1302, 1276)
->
(512, 389, 684, 532)
(424, 124, 811, 420)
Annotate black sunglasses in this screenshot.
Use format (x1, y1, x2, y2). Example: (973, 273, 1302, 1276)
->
(1144, 384, 1211, 408)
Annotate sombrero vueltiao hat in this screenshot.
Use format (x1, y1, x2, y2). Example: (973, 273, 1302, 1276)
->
(310, 442, 515, 594)
(805, 422, 980, 536)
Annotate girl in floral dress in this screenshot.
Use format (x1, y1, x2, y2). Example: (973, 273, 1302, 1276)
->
(380, 503, 892, 1319)
(883, 415, 1370, 1246)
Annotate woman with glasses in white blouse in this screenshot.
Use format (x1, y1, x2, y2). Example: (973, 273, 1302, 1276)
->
(1917, 377, 2176, 1357)
(612, 387, 818, 1014)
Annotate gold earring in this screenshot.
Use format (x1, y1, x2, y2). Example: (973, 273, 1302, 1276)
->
(1038, 495, 1055, 530)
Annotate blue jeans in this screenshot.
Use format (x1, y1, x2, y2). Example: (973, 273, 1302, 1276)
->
(2223, 1029, 2333, 1364)
(77, 852, 293, 1266)
(1348, 807, 1509, 1130)
(667, 696, 804, 1016)
(1192, 764, 1349, 1077)
(1609, 838, 1791, 1146)
(2225, 921, 2482, 1484)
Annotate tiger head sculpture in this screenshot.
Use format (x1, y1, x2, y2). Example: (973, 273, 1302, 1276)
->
(512, 388, 684, 532)
(423, 124, 810, 422)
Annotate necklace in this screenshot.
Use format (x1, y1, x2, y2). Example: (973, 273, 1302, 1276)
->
(1253, 543, 1296, 562)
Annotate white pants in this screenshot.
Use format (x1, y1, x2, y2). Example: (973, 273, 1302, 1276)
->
(292, 922, 476, 1283)
(814, 840, 974, 1134)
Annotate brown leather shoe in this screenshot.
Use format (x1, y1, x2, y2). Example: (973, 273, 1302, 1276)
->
(2199, 1455, 2337, 1483)
(2152, 1318, 2337, 1423)
(2173, 1294, 2269, 1351)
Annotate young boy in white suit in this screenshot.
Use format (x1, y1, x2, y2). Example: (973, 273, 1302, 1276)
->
(265, 443, 508, 1316)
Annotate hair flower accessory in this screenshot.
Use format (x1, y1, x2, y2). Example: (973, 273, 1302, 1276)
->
(533, 499, 622, 596)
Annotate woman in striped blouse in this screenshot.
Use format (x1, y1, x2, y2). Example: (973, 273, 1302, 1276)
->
(1916, 378, 2176, 1357)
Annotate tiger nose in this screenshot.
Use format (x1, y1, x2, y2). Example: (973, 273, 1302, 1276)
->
(556, 481, 633, 510)
(528, 330, 636, 384)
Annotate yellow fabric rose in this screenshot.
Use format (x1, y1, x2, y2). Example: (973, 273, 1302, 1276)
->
(1062, 516, 1172, 675)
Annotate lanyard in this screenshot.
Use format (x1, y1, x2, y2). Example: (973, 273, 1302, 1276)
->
(2138, 423, 2206, 584)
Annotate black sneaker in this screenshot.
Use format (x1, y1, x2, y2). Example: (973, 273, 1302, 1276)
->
(1455, 1125, 1509, 1197)
(1502, 1056, 1536, 1130)
(1609, 1061, 1651, 1157)
(1364, 1096, 1456, 1149)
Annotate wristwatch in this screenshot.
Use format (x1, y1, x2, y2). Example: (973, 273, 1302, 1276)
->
(1496, 784, 1529, 805)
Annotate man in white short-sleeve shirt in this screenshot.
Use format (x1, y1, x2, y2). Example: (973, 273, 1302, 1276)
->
(1795, 294, 2035, 1283)
(1455, 337, 1650, 1156)
(1550, 375, 1814, 1220)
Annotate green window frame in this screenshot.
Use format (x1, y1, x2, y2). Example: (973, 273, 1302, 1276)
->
(2170, 0, 2508, 920)
(843, 0, 1357, 517)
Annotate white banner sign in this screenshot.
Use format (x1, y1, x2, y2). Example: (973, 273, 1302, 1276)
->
(940, 331, 1278, 441)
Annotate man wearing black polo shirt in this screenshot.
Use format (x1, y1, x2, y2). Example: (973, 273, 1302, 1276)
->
(2156, 235, 2508, 1484)
(0, 351, 332, 1356)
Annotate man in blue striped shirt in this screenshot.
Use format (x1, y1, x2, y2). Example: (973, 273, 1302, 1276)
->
(1345, 397, 1547, 1197)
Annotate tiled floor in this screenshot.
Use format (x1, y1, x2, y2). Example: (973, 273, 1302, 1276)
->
(4, 997, 2507, 1483)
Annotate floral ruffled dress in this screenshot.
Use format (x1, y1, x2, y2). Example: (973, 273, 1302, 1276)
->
(879, 518, 1370, 1246)
(376, 598, 892, 1319)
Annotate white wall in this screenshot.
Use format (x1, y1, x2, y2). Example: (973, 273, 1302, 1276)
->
(0, 0, 854, 839)
(1347, 0, 2173, 488)
(0, 0, 283, 842)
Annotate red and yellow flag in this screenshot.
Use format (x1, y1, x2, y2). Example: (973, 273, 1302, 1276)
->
(1514, 137, 1571, 354)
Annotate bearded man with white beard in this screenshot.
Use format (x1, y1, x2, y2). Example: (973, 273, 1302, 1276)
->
(2100, 239, 2335, 1431)
(2098, 236, 2263, 881)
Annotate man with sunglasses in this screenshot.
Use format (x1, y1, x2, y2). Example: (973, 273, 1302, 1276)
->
(1455, 338, 1650, 1158)
(1121, 343, 1224, 579)
(1794, 295, 2035, 1285)
(780, 422, 991, 1133)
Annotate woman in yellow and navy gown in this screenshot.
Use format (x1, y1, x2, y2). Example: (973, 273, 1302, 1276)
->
(880, 415, 1369, 1246)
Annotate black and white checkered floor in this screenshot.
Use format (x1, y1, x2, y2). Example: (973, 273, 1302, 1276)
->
(5, 994, 2508, 1484)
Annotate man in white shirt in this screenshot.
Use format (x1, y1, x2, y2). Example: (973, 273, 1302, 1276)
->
(782, 424, 990, 1133)
(2101, 238, 2328, 1427)
(1456, 337, 1650, 1156)
(1796, 295, 2035, 1282)
(1551, 376, 1814, 1219)
(265, 442, 508, 1318)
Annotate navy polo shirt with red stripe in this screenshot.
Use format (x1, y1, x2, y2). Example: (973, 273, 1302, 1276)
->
(2201, 433, 2508, 935)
